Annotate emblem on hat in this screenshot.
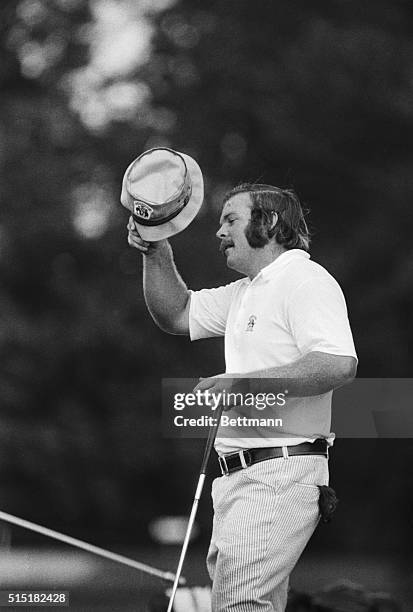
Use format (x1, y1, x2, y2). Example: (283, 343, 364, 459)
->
(133, 200, 154, 221)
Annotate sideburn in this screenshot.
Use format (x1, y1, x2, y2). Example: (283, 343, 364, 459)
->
(245, 217, 271, 248)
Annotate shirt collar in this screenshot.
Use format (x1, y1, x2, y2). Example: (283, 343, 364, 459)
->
(257, 249, 310, 282)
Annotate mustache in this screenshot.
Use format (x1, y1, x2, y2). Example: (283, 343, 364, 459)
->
(219, 240, 234, 253)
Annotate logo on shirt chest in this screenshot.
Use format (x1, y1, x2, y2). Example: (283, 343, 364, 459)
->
(246, 315, 257, 332)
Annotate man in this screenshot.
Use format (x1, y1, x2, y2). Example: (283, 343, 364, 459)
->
(127, 183, 357, 612)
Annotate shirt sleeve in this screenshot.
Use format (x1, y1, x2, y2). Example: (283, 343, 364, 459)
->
(287, 274, 357, 360)
(189, 280, 241, 341)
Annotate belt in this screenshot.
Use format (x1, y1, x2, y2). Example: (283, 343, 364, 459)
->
(218, 439, 328, 476)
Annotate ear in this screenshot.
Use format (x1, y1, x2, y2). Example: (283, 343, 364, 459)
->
(269, 212, 278, 230)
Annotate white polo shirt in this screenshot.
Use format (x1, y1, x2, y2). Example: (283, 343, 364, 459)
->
(189, 249, 357, 454)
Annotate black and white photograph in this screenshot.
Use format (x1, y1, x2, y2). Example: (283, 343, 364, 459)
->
(0, 1, 412, 610)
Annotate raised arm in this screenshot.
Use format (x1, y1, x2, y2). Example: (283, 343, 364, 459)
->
(127, 217, 190, 335)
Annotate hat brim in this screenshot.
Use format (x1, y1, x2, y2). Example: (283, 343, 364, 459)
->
(121, 151, 204, 242)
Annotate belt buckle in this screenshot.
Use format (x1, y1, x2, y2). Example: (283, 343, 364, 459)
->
(219, 455, 229, 476)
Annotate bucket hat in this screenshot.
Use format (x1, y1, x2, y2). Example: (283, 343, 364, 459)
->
(121, 147, 204, 241)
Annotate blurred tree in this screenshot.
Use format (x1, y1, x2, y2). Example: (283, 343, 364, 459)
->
(0, 0, 412, 552)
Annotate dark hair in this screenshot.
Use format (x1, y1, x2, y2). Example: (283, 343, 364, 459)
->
(223, 183, 311, 251)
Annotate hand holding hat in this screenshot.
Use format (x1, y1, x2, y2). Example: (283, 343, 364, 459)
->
(126, 215, 151, 254)
(121, 147, 204, 242)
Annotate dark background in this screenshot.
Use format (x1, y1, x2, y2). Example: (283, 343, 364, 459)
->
(0, 0, 412, 608)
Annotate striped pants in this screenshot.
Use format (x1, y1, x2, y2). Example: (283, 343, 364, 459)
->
(207, 454, 329, 612)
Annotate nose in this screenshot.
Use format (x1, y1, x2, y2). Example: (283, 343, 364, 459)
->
(216, 223, 227, 239)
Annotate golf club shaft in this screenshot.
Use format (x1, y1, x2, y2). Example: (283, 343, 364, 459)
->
(166, 474, 205, 612)
(0, 510, 183, 584)
(167, 404, 224, 612)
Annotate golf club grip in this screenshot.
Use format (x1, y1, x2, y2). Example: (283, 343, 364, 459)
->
(200, 403, 224, 474)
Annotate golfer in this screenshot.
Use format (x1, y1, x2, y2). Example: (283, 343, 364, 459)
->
(123, 150, 357, 612)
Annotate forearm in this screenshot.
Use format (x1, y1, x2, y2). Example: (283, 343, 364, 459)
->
(241, 352, 357, 397)
(142, 240, 190, 333)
